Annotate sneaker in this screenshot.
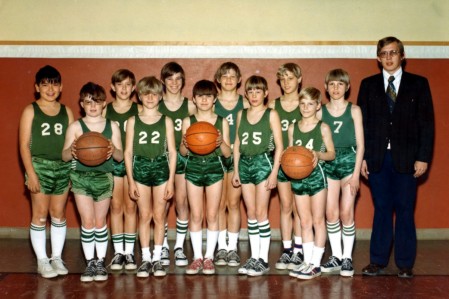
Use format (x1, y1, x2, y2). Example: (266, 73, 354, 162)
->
(288, 252, 304, 270)
(110, 253, 125, 270)
(214, 249, 228, 266)
(203, 258, 215, 275)
(161, 247, 170, 266)
(136, 260, 152, 278)
(80, 259, 96, 282)
(297, 264, 321, 280)
(320, 256, 342, 273)
(226, 250, 241, 267)
(289, 262, 309, 278)
(275, 250, 292, 270)
(37, 258, 58, 278)
(238, 258, 258, 275)
(174, 248, 188, 267)
(50, 256, 68, 275)
(186, 258, 203, 275)
(124, 254, 137, 270)
(247, 258, 270, 277)
(152, 260, 167, 277)
(340, 258, 354, 277)
(94, 259, 108, 281)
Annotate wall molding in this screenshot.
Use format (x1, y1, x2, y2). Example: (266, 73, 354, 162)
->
(1, 43, 448, 59)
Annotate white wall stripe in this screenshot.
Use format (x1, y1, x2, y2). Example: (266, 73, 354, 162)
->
(1, 45, 448, 59)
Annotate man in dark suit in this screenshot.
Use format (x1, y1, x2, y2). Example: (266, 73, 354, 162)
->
(357, 36, 434, 278)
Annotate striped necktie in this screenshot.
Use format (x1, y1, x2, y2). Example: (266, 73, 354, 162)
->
(386, 75, 396, 102)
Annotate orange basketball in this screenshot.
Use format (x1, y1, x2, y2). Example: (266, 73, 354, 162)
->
(281, 146, 314, 179)
(75, 131, 110, 166)
(186, 121, 219, 155)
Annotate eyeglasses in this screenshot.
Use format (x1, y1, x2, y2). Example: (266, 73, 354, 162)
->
(378, 50, 400, 58)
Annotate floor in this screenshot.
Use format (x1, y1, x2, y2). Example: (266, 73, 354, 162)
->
(0, 238, 448, 298)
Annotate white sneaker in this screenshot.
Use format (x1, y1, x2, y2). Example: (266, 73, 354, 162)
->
(37, 258, 58, 278)
(50, 256, 68, 275)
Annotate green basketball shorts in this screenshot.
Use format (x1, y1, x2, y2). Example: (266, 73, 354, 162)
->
(238, 152, 273, 185)
(291, 163, 327, 196)
(27, 157, 71, 195)
(132, 155, 170, 187)
(185, 155, 225, 187)
(70, 170, 113, 202)
(324, 147, 356, 180)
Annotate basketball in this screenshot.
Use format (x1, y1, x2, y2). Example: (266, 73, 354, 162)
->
(281, 146, 314, 179)
(185, 121, 219, 155)
(75, 131, 110, 166)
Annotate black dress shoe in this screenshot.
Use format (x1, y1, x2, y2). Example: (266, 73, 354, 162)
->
(398, 268, 413, 278)
(362, 263, 385, 276)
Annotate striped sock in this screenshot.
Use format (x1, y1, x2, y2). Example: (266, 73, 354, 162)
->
(293, 236, 303, 254)
(247, 219, 260, 260)
(124, 233, 137, 255)
(112, 233, 124, 254)
(81, 226, 95, 260)
(30, 223, 47, 259)
(50, 218, 66, 257)
(327, 220, 342, 259)
(95, 226, 109, 260)
(174, 218, 188, 249)
(342, 222, 356, 259)
(258, 220, 271, 263)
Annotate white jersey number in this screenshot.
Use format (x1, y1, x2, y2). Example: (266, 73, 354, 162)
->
(174, 119, 182, 132)
(226, 114, 234, 126)
(241, 132, 262, 145)
(139, 131, 160, 144)
(295, 139, 314, 150)
(333, 121, 343, 134)
(41, 123, 63, 136)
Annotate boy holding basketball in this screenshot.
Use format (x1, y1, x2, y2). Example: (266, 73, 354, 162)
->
(62, 82, 123, 282)
(180, 80, 231, 275)
(19, 65, 74, 278)
(104, 69, 141, 271)
(232, 75, 283, 276)
(317, 69, 364, 277)
(213, 62, 249, 267)
(287, 87, 335, 280)
(268, 63, 304, 270)
(125, 76, 177, 277)
(159, 62, 197, 266)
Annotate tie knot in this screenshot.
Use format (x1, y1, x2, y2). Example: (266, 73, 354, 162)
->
(388, 76, 395, 83)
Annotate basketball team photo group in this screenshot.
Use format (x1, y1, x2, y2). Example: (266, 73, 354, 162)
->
(19, 36, 434, 283)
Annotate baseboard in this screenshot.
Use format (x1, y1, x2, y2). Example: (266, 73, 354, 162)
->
(2, 227, 449, 240)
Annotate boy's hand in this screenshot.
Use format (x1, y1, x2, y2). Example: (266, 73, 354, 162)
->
(345, 175, 360, 196)
(182, 134, 189, 148)
(232, 173, 241, 187)
(107, 140, 115, 160)
(265, 172, 278, 190)
(128, 181, 140, 200)
(27, 172, 40, 193)
(216, 130, 223, 148)
(312, 150, 319, 168)
(164, 181, 174, 200)
(71, 138, 78, 159)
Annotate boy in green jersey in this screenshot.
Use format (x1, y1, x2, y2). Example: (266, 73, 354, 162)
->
(232, 76, 283, 276)
(180, 80, 232, 275)
(317, 69, 364, 277)
(213, 62, 249, 267)
(19, 65, 74, 278)
(125, 76, 177, 277)
(104, 69, 141, 271)
(287, 87, 335, 280)
(62, 82, 123, 282)
(158, 62, 197, 266)
(268, 63, 304, 270)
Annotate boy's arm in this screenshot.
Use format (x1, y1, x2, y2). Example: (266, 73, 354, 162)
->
(232, 111, 242, 187)
(219, 118, 232, 158)
(124, 116, 139, 200)
(318, 122, 336, 162)
(287, 123, 294, 147)
(110, 121, 123, 162)
(266, 110, 283, 190)
(61, 121, 79, 162)
(19, 104, 39, 193)
(351, 105, 365, 180)
(179, 117, 191, 156)
(165, 116, 177, 200)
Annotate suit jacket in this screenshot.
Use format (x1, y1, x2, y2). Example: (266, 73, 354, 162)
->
(357, 71, 434, 174)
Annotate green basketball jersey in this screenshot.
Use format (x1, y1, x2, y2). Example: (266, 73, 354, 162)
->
(274, 98, 302, 149)
(321, 102, 356, 148)
(72, 119, 114, 172)
(30, 102, 69, 160)
(214, 95, 244, 145)
(105, 102, 139, 148)
(158, 98, 189, 149)
(189, 115, 223, 157)
(133, 115, 167, 159)
(238, 108, 274, 156)
(293, 121, 326, 156)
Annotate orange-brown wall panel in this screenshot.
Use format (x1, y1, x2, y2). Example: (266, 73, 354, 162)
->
(1, 58, 447, 229)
